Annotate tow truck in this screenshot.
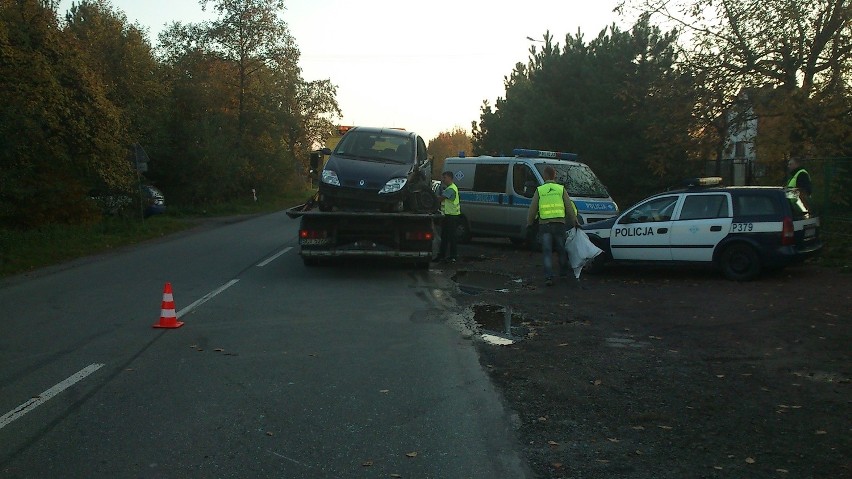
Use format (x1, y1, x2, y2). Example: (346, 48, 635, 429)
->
(287, 126, 439, 268)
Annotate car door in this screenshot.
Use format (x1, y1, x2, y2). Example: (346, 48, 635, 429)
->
(610, 195, 679, 261)
(669, 193, 732, 262)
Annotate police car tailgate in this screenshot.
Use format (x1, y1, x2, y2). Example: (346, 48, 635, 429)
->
(797, 217, 821, 246)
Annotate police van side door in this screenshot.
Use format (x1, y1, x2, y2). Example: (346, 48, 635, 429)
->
(670, 193, 732, 262)
(505, 162, 538, 239)
(465, 162, 510, 236)
(610, 195, 679, 261)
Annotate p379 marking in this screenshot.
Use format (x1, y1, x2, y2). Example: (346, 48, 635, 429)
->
(731, 223, 754, 232)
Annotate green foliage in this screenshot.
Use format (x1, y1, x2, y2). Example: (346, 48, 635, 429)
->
(0, 0, 131, 227)
(427, 127, 473, 178)
(1, 0, 339, 229)
(473, 21, 696, 205)
(153, 0, 340, 207)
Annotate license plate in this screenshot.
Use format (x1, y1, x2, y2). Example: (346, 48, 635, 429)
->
(804, 227, 816, 239)
(302, 239, 331, 245)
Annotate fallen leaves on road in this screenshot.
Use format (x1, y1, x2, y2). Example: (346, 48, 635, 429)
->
(745, 457, 756, 464)
(405, 451, 417, 458)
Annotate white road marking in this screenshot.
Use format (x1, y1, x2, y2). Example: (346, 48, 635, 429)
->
(0, 363, 105, 430)
(177, 279, 239, 318)
(257, 247, 293, 267)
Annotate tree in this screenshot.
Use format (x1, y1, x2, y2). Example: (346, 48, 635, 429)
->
(63, 0, 166, 147)
(427, 127, 472, 179)
(201, 0, 297, 145)
(472, 21, 690, 204)
(1, 0, 131, 226)
(154, 0, 340, 205)
(618, 0, 852, 165)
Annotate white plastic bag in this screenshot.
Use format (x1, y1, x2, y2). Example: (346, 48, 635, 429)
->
(564, 227, 603, 279)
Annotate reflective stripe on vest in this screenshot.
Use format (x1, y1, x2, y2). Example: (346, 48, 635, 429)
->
(537, 183, 565, 220)
(442, 183, 461, 215)
(787, 169, 808, 188)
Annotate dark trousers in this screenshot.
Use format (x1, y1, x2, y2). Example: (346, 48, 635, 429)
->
(540, 221, 569, 279)
(438, 214, 459, 259)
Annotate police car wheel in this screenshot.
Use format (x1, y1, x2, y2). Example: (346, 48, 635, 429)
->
(583, 253, 606, 274)
(720, 243, 761, 281)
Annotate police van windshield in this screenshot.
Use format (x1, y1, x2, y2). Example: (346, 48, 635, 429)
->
(536, 163, 610, 198)
(334, 131, 412, 164)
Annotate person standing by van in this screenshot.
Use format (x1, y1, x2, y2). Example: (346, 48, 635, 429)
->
(435, 171, 461, 263)
(527, 166, 579, 285)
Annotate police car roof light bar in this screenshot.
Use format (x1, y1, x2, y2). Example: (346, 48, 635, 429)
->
(683, 176, 723, 187)
(513, 148, 578, 161)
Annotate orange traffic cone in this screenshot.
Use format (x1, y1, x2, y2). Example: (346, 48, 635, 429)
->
(153, 282, 184, 328)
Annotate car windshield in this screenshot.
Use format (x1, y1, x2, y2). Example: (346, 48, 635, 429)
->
(334, 131, 412, 164)
(536, 163, 610, 198)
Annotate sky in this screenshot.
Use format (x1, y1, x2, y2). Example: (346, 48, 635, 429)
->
(57, 0, 630, 141)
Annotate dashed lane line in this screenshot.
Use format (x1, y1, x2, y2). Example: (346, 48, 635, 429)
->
(177, 279, 240, 318)
(257, 247, 293, 267)
(0, 363, 105, 430)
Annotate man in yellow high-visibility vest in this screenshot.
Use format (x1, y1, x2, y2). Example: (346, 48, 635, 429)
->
(434, 171, 461, 263)
(786, 157, 812, 209)
(527, 166, 579, 286)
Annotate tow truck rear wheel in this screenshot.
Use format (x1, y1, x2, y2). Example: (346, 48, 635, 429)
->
(720, 243, 761, 281)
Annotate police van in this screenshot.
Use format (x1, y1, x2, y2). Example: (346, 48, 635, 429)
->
(441, 149, 618, 244)
(581, 177, 822, 281)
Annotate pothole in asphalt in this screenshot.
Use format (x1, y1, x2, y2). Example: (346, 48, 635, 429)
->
(472, 304, 529, 345)
(452, 270, 520, 295)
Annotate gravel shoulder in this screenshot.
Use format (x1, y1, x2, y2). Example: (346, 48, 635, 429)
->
(444, 240, 850, 479)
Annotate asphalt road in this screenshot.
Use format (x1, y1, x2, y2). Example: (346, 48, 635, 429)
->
(0, 212, 530, 478)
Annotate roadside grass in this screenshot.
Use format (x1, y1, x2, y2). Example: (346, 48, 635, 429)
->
(0, 190, 313, 278)
(818, 219, 852, 270)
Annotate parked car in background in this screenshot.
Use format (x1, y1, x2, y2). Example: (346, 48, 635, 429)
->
(90, 184, 166, 218)
(581, 178, 822, 281)
(141, 184, 166, 218)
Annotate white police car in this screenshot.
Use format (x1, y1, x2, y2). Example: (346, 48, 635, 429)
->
(581, 178, 822, 280)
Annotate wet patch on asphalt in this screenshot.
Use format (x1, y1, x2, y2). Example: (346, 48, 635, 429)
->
(471, 304, 530, 345)
(451, 270, 521, 295)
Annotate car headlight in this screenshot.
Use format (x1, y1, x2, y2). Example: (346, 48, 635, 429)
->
(379, 177, 407, 194)
(321, 170, 340, 186)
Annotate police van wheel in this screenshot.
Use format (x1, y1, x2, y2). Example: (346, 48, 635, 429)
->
(720, 244, 761, 281)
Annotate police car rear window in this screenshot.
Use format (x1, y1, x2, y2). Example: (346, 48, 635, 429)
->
(734, 195, 780, 216)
